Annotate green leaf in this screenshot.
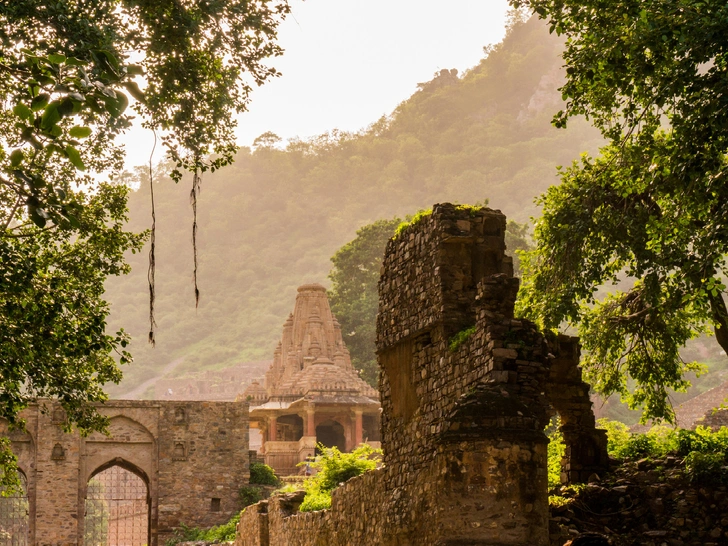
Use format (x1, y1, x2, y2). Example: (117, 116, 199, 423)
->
(126, 64, 144, 76)
(64, 145, 85, 171)
(65, 57, 85, 66)
(103, 91, 128, 118)
(40, 102, 62, 132)
(28, 207, 47, 228)
(48, 54, 66, 64)
(31, 94, 50, 111)
(69, 126, 92, 139)
(9, 149, 23, 167)
(13, 103, 33, 120)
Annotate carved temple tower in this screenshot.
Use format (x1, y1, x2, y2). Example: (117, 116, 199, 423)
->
(242, 284, 380, 475)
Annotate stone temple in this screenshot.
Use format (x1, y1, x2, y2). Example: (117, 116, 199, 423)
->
(242, 284, 381, 476)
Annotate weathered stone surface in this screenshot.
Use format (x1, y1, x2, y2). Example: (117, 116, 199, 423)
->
(548, 455, 728, 546)
(2, 400, 249, 545)
(236, 203, 608, 545)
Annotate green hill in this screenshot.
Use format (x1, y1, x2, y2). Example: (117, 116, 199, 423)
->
(103, 17, 605, 396)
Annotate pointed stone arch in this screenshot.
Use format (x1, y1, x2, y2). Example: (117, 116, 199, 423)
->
(84, 459, 150, 546)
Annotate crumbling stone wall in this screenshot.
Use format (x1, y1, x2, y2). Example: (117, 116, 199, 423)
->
(2, 400, 249, 546)
(236, 203, 607, 546)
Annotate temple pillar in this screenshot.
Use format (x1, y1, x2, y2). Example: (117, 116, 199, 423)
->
(306, 410, 315, 437)
(269, 416, 277, 441)
(354, 410, 363, 447)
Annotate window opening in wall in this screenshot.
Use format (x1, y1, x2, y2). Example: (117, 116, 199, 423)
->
(84, 464, 149, 546)
(210, 498, 221, 512)
(0, 471, 28, 546)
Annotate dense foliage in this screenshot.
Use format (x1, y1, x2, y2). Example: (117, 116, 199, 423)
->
(513, 0, 728, 421)
(103, 16, 604, 396)
(328, 218, 401, 385)
(299, 444, 381, 512)
(0, 0, 289, 486)
(249, 462, 280, 486)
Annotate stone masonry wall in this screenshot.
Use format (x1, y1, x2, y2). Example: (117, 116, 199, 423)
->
(235, 203, 607, 546)
(2, 400, 249, 546)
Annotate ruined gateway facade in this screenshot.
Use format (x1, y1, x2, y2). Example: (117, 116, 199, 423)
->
(242, 284, 381, 476)
(236, 204, 609, 545)
(2, 400, 248, 546)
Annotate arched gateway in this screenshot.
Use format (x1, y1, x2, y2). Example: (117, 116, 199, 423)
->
(0, 471, 28, 546)
(85, 463, 150, 546)
(1, 400, 249, 546)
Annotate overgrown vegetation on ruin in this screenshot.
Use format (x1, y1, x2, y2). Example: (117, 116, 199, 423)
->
(165, 513, 240, 545)
(548, 420, 728, 503)
(298, 444, 381, 512)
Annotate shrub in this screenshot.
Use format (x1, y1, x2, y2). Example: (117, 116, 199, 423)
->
(597, 419, 679, 460)
(239, 485, 263, 508)
(165, 513, 240, 545)
(676, 426, 728, 457)
(684, 451, 727, 483)
(299, 487, 332, 512)
(597, 418, 631, 458)
(299, 443, 381, 512)
(249, 462, 280, 486)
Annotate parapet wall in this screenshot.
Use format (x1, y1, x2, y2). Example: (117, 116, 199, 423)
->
(236, 204, 607, 545)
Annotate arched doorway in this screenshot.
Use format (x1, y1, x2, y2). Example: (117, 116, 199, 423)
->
(84, 463, 150, 546)
(0, 471, 28, 546)
(316, 419, 346, 452)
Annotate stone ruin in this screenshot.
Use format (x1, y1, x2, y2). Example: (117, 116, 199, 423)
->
(1, 400, 249, 546)
(236, 203, 608, 545)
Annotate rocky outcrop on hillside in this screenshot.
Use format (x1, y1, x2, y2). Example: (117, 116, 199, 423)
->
(549, 457, 728, 546)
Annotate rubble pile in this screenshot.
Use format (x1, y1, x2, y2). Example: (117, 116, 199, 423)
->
(549, 456, 728, 546)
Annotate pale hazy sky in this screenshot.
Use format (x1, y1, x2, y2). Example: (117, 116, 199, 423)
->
(119, 0, 511, 168)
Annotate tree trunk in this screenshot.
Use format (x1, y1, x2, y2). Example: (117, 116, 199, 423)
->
(709, 290, 728, 354)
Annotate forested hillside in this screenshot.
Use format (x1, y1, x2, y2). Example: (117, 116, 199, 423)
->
(104, 17, 604, 396)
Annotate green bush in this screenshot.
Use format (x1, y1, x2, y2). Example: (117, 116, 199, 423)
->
(597, 418, 631, 457)
(684, 451, 727, 483)
(249, 462, 280, 486)
(597, 419, 679, 459)
(299, 488, 332, 512)
(676, 426, 728, 457)
(239, 485, 263, 508)
(165, 513, 240, 545)
(298, 443, 381, 512)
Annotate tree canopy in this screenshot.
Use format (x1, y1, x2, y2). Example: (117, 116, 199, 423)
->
(328, 214, 531, 388)
(329, 218, 402, 386)
(512, 0, 728, 421)
(0, 0, 289, 485)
